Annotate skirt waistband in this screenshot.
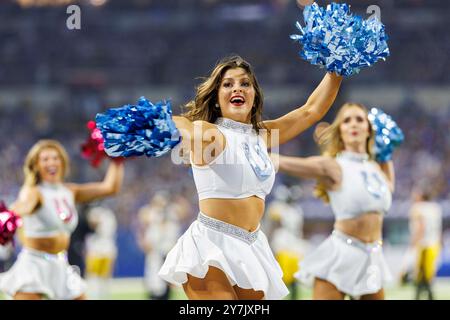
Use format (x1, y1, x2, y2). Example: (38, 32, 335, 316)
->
(197, 212, 259, 245)
(332, 230, 383, 253)
(22, 247, 68, 261)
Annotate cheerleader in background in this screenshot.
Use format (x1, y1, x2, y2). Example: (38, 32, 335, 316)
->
(409, 187, 443, 300)
(276, 103, 402, 300)
(85, 205, 118, 300)
(67, 202, 95, 278)
(0, 140, 123, 300)
(0, 242, 14, 273)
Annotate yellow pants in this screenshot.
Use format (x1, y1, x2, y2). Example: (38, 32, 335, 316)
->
(86, 255, 115, 278)
(276, 251, 300, 286)
(416, 245, 440, 283)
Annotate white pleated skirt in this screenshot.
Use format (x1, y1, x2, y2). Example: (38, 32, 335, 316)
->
(158, 212, 289, 300)
(296, 230, 393, 298)
(0, 248, 86, 300)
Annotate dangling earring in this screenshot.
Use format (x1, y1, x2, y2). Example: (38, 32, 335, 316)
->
(215, 103, 220, 109)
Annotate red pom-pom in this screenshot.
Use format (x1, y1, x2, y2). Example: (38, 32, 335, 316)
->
(87, 120, 96, 130)
(0, 201, 22, 246)
(81, 121, 107, 168)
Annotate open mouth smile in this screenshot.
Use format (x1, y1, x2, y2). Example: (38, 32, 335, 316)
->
(230, 95, 245, 107)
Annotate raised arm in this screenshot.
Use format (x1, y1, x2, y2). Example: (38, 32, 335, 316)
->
(264, 73, 343, 147)
(10, 186, 41, 217)
(378, 160, 395, 193)
(275, 154, 341, 188)
(66, 160, 124, 203)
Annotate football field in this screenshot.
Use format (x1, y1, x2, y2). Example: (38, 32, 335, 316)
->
(2, 277, 450, 300)
(105, 277, 450, 300)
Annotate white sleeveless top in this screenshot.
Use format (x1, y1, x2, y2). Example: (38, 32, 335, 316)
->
(22, 182, 79, 238)
(411, 201, 442, 246)
(328, 151, 392, 220)
(191, 118, 275, 201)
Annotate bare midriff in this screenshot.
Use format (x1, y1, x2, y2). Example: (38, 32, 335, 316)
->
(23, 233, 70, 254)
(199, 196, 264, 232)
(334, 211, 383, 243)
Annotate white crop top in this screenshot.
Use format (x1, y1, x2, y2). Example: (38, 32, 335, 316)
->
(23, 182, 79, 238)
(328, 151, 392, 220)
(191, 117, 275, 201)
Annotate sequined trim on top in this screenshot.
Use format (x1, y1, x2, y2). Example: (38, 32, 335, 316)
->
(337, 151, 370, 163)
(215, 118, 254, 134)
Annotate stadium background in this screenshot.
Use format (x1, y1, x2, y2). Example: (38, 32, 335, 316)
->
(1, 0, 449, 299)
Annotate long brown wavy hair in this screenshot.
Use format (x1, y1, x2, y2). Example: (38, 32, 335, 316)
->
(182, 55, 266, 133)
(23, 139, 70, 187)
(314, 103, 375, 203)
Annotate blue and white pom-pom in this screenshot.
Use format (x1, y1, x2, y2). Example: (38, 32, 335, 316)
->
(290, 2, 390, 76)
(95, 97, 181, 158)
(368, 108, 404, 163)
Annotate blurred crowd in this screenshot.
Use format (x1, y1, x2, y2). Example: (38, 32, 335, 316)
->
(1, 0, 449, 87)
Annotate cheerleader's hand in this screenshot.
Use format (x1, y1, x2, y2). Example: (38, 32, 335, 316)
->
(368, 108, 404, 163)
(96, 97, 181, 158)
(291, 2, 390, 76)
(0, 201, 22, 246)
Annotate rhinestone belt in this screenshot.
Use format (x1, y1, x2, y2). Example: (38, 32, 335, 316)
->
(332, 230, 383, 253)
(23, 248, 68, 261)
(197, 212, 259, 245)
